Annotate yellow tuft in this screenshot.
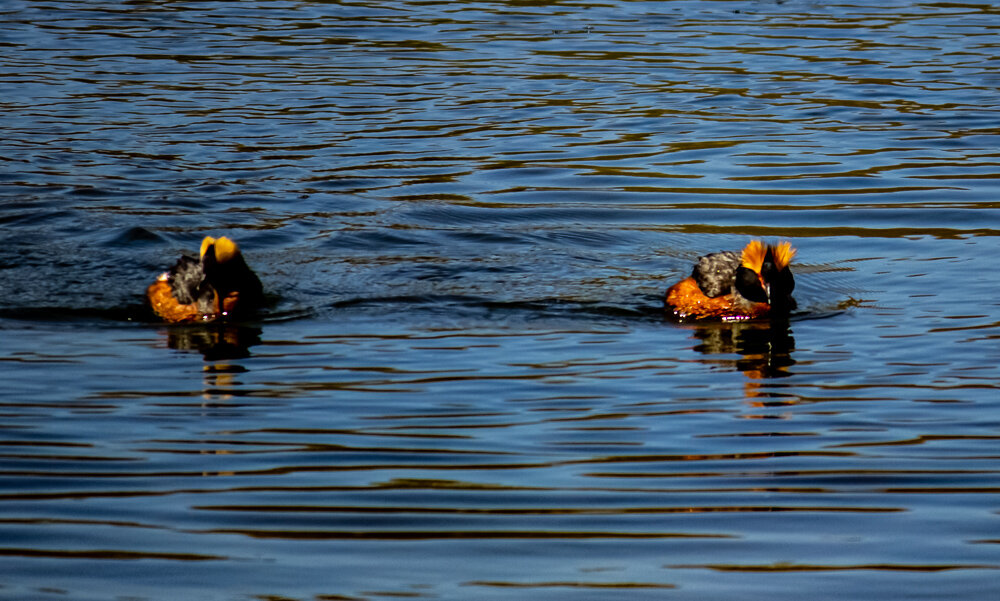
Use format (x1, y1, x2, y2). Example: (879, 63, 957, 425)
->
(741, 240, 796, 273)
(771, 241, 796, 270)
(212, 236, 240, 263)
(740, 240, 767, 273)
(199, 236, 216, 259)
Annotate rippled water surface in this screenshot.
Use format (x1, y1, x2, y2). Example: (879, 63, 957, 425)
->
(3, 1, 1000, 599)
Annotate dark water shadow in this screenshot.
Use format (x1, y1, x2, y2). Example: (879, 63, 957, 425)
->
(0, 304, 267, 361)
(162, 323, 262, 361)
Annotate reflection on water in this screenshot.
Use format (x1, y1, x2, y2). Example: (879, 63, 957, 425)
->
(687, 320, 796, 378)
(684, 319, 797, 404)
(163, 324, 262, 361)
(3, 0, 1000, 600)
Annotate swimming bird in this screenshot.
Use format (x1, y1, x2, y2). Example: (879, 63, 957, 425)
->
(147, 236, 263, 323)
(665, 240, 796, 321)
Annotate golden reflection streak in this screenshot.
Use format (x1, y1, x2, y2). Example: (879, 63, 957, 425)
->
(3, 478, 998, 503)
(198, 529, 734, 540)
(0, 449, 859, 479)
(671, 562, 998, 572)
(0, 548, 224, 561)
(0, 517, 167, 530)
(224, 427, 473, 440)
(466, 581, 675, 589)
(136, 439, 511, 456)
(829, 434, 1000, 448)
(193, 504, 900, 515)
(636, 224, 997, 240)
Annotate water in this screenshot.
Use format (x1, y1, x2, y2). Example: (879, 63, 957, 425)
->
(2, 1, 1000, 599)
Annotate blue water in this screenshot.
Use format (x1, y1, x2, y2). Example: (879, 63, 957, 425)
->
(2, 1, 1000, 600)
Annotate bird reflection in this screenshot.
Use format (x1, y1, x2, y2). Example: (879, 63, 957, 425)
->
(683, 320, 795, 401)
(163, 323, 261, 361)
(160, 324, 259, 404)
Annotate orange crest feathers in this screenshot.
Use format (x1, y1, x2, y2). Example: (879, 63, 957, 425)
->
(771, 241, 796, 270)
(741, 240, 796, 272)
(199, 236, 240, 263)
(212, 237, 239, 263)
(199, 236, 216, 259)
(740, 240, 767, 272)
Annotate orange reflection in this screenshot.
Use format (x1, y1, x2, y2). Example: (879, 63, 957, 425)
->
(681, 320, 795, 404)
(159, 324, 260, 402)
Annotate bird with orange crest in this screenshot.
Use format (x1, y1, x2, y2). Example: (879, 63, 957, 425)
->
(665, 240, 797, 321)
(147, 236, 263, 323)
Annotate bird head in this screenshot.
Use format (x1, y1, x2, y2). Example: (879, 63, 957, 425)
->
(199, 236, 262, 305)
(735, 240, 797, 313)
(200, 236, 242, 284)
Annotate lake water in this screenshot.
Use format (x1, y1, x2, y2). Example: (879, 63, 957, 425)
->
(2, 1, 1000, 599)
